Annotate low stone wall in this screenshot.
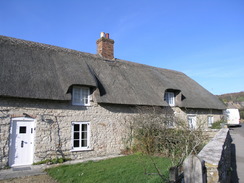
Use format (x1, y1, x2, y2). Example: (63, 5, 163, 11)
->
(198, 128, 232, 183)
(203, 129, 220, 141)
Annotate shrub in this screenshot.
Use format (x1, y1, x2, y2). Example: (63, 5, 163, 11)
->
(125, 106, 207, 167)
(239, 109, 244, 120)
(211, 120, 224, 129)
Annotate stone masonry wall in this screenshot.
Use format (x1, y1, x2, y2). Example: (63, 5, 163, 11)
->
(173, 107, 223, 129)
(0, 97, 224, 169)
(0, 97, 139, 168)
(198, 128, 232, 183)
(1, 97, 175, 168)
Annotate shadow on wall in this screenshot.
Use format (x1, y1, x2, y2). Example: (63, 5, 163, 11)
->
(231, 143, 239, 183)
(100, 104, 175, 115)
(0, 97, 90, 111)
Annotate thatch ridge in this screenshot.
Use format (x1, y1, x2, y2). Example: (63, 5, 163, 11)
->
(0, 35, 99, 58)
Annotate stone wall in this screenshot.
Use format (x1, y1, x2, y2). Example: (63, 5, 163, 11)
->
(0, 97, 224, 169)
(198, 128, 232, 183)
(173, 107, 223, 129)
(0, 97, 138, 168)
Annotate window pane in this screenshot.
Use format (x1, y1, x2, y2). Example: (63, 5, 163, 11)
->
(165, 92, 168, 101)
(74, 89, 80, 95)
(169, 97, 172, 104)
(82, 124, 87, 132)
(74, 140, 80, 147)
(82, 132, 87, 139)
(81, 140, 87, 147)
(80, 94, 85, 105)
(84, 98, 88, 104)
(74, 132, 80, 139)
(83, 88, 88, 96)
(19, 126, 27, 134)
(82, 88, 89, 105)
(169, 93, 174, 105)
(73, 88, 81, 104)
(74, 124, 80, 131)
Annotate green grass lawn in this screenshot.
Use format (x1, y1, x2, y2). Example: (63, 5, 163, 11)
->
(46, 154, 171, 183)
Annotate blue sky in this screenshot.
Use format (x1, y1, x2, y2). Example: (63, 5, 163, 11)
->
(0, 0, 243, 95)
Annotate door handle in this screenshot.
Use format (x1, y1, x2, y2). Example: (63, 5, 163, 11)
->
(21, 141, 24, 148)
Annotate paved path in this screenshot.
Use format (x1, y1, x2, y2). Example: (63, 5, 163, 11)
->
(230, 124, 244, 183)
(0, 164, 46, 180)
(0, 154, 123, 181)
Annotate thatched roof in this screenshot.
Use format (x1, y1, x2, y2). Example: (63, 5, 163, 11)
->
(0, 35, 226, 109)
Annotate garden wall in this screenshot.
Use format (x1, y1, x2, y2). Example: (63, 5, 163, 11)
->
(197, 128, 232, 183)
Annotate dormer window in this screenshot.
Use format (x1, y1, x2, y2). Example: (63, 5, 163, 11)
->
(72, 86, 90, 106)
(165, 92, 175, 106)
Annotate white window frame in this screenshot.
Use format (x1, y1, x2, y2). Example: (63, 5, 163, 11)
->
(165, 92, 175, 106)
(71, 122, 91, 151)
(208, 116, 214, 127)
(72, 86, 90, 106)
(187, 115, 197, 130)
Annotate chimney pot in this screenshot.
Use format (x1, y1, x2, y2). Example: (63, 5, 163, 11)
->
(100, 32, 105, 38)
(105, 33, 109, 39)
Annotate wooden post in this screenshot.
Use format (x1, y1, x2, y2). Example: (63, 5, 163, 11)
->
(183, 155, 206, 183)
(169, 166, 178, 182)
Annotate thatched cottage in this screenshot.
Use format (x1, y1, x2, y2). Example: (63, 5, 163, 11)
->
(0, 33, 225, 168)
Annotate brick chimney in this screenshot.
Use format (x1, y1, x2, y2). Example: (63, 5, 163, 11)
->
(96, 32, 114, 60)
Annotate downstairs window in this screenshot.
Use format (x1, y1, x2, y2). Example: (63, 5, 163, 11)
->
(208, 116, 214, 127)
(187, 115, 197, 130)
(71, 122, 90, 151)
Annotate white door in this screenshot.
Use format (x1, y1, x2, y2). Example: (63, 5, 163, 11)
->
(9, 118, 35, 167)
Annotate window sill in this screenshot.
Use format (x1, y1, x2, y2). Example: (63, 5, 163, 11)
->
(70, 148, 92, 152)
(72, 104, 91, 107)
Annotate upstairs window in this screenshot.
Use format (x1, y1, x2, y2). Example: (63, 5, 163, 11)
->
(72, 122, 90, 151)
(165, 92, 175, 106)
(72, 86, 90, 106)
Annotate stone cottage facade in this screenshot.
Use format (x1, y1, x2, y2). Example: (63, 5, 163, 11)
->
(0, 33, 226, 168)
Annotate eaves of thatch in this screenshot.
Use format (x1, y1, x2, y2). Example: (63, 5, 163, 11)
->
(0, 35, 226, 110)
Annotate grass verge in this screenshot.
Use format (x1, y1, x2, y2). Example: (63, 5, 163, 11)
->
(46, 154, 171, 183)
